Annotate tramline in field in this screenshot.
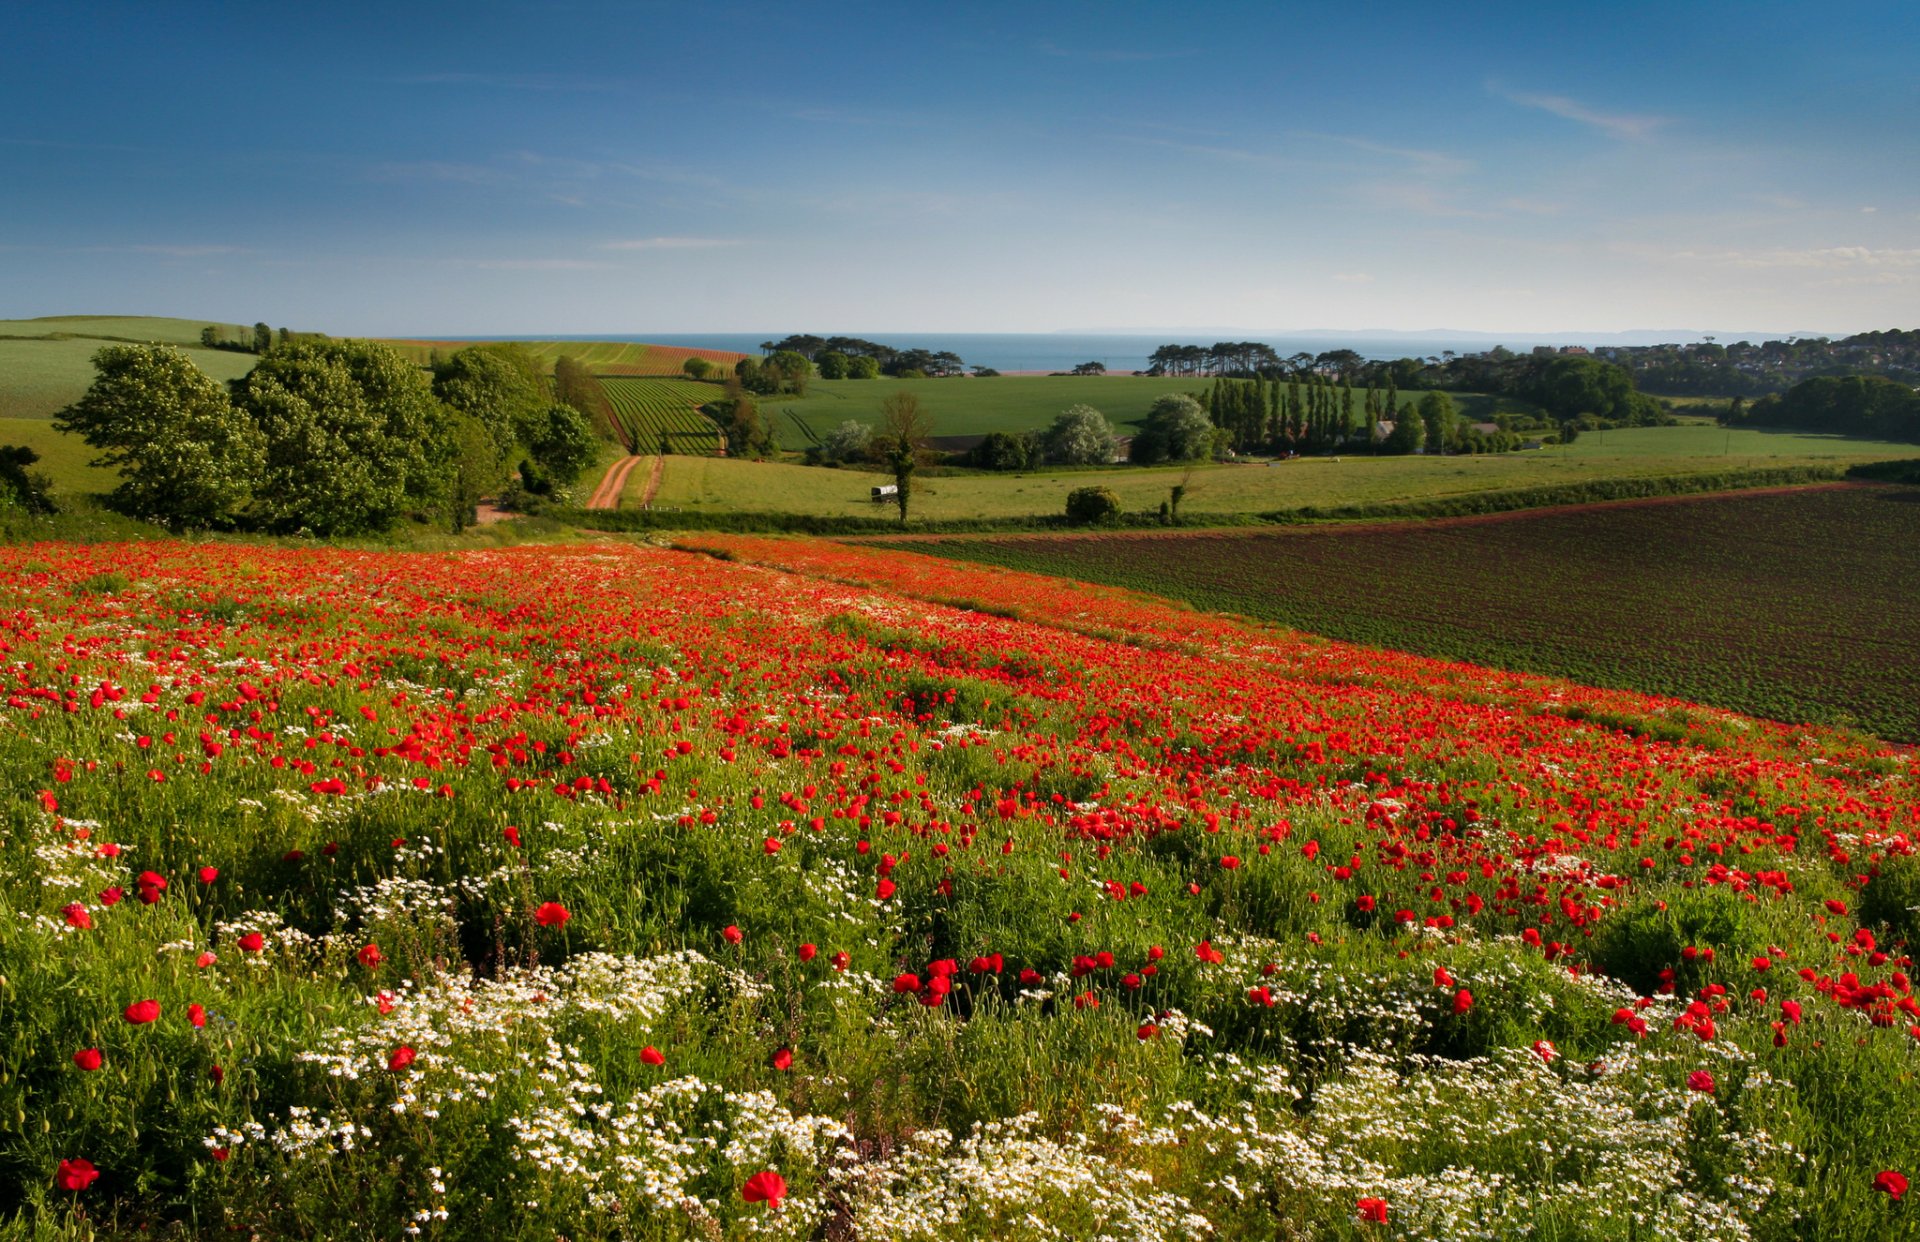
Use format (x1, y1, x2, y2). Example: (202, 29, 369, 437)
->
(601, 377, 725, 455)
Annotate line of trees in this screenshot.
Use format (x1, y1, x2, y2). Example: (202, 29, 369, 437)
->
(1143, 344, 1370, 380)
(199, 323, 328, 354)
(759, 335, 969, 378)
(1727, 375, 1920, 442)
(58, 339, 600, 535)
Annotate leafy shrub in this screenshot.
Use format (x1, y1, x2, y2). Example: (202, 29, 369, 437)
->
(1064, 486, 1121, 525)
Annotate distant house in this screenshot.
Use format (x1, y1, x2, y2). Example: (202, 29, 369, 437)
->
(1372, 419, 1396, 442)
(1470, 422, 1501, 436)
(1112, 435, 1134, 462)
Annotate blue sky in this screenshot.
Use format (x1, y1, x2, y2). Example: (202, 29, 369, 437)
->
(4, 0, 1916, 336)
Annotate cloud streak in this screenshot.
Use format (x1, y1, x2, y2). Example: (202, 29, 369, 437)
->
(1493, 85, 1669, 140)
(602, 237, 746, 251)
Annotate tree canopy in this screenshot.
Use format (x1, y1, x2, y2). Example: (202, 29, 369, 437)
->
(1129, 394, 1215, 464)
(236, 339, 454, 535)
(1045, 404, 1118, 465)
(56, 344, 264, 529)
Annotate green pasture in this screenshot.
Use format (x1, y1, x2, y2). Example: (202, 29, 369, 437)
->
(0, 417, 115, 494)
(648, 425, 1918, 521)
(0, 314, 248, 346)
(772, 377, 1540, 448)
(0, 333, 258, 422)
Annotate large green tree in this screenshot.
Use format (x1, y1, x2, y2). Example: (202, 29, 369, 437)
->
(1129, 394, 1215, 464)
(1045, 404, 1119, 465)
(56, 344, 265, 528)
(434, 345, 550, 463)
(236, 339, 454, 535)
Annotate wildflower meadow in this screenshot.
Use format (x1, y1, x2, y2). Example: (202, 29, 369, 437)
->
(1, 535, 1915, 1240)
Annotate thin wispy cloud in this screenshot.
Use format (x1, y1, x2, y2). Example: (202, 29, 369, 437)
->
(366, 161, 514, 186)
(1678, 245, 1920, 271)
(602, 237, 746, 251)
(1492, 84, 1669, 140)
(114, 244, 248, 258)
(444, 257, 616, 271)
(1126, 136, 1301, 171)
(1036, 41, 1197, 63)
(392, 71, 623, 93)
(1298, 132, 1471, 176)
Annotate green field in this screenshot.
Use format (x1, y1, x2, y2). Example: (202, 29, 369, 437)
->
(602, 378, 722, 454)
(647, 426, 1919, 521)
(0, 330, 259, 421)
(771, 376, 1540, 449)
(0, 314, 251, 345)
(376, 338, 748, 376)
(880, 483, 1920, 740)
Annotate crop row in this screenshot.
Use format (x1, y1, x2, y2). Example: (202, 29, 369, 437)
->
(601, 378, 723, 454)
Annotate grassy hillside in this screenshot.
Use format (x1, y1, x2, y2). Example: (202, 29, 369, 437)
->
(648, 426, 1920, 521)
(0, 314, 252, 345)
(375, 338, 749, 376)
(0, 334, 258, 421)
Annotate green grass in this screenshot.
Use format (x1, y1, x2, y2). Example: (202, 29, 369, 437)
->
(771, 377, 1540, 449)
(375, 338, 749, 376)
(0, 417, 117, 494)
(0, 314, 252, 346)
(647, 426, 1919, 521)
(0, 335, 258, 422)
(886, 483, 1920, 740)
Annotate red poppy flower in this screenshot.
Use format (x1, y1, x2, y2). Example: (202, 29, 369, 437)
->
(798, 943, 817, 962)
(73, 1048, 102, 1071)
(99, 887, 123, 907)
(55, 1158, 99, 1192)
(1220, 855, 1240, 870)
(197, 866, 219, 884)
(1138, 1022, 1159, 1040)
(722, 924, 743, 945)
(357, 944, 384, 968)
(1875, 1171, 1908, 1200)
(1357, 1196, 1388, 1223)
(388, 1046, 417, 1072)
(830, 951, 850, 971)
(640, 1045, 665, 1066)
(893, 973, 921, 994)
(771, 1047, 793, 1071)
(1452, 988, 1474, 1015)
(502, 826, 521, 848)
(236, 932, 265, 953)
(763, 837, 781, 855)
(123, 999, 160, 1025)
(1687, 1070, 1716, 1094)
(196, 951, 216, 968)
(62, 903, 92, 929)
(875, 878, 896, 900)
(742, 1170, 787, 1208)
(534, 902, 570, 927)
(189, 1003, 206, 1028)
(1194, 940, 1224, 965)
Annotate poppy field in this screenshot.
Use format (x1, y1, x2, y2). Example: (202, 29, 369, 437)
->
(2, 534, 1917, 1239)
(883, 482, 1920, 742)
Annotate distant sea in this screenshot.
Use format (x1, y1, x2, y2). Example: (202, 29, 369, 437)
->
(435, 331, 1718, 374)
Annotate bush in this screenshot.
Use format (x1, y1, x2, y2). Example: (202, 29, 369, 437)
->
(1064, 486, 1121, 525)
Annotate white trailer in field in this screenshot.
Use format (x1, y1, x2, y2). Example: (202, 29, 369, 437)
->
(871, 483, 898, 502)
